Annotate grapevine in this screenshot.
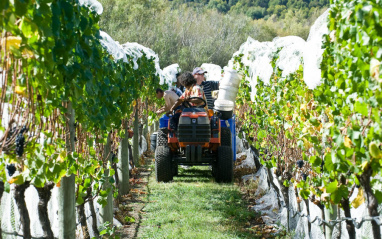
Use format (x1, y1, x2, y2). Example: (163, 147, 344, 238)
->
(232, 1, 382, 236)
(0, 0, 162, 237)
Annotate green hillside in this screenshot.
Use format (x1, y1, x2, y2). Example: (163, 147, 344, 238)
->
(98, 0, 328, 70)
(172, 0, 329, 20)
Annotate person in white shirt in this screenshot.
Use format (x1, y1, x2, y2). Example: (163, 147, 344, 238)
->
(156, 88, 179, 115)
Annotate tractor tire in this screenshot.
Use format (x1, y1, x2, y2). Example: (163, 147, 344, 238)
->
(173, 164, 179, 176)
(156, 128, 168, 147)
(155, 146, 173, 182)
(211, 164, 216, 177)
(221, 127, 232, 147)
(215, 146, 233, 183)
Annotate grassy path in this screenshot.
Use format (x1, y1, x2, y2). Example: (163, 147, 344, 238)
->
(136, 165, 256, 239)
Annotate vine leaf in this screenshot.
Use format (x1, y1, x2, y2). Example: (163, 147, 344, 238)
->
(326, 180, 338, 194)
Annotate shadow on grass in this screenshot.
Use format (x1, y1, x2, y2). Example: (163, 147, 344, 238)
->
(174, 168, 257, 237)
(173, 167, 213, 183)
(139, 165, 258, 238)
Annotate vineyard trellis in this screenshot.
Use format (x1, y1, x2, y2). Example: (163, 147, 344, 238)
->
(232, 0, 382, 238)
(0, 0, 162, 238)
(1, 0, 382, 238)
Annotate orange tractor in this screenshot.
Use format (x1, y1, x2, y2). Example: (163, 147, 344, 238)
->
(155, 97, 233, 183)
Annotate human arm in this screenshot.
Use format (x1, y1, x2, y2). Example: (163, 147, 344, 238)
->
(169, 98, 184, 112)
(156, 107, 166, 115)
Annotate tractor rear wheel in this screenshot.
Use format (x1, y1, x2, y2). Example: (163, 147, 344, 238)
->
(173, 164, 178, 176)
(155, 146, 173, 182)
(215, 146, 233, 183)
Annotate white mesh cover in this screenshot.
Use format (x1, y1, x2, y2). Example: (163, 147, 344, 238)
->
(78, 0, 103, 15)
(227, 10, 329, 101)
(200, 63, 222, 81)
(99, 31, 128, 63)
(121, 42, 165, 84)
(162, 64, 181, 86)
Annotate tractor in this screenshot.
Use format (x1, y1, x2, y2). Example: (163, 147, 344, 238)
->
(155, 97, 233, 183)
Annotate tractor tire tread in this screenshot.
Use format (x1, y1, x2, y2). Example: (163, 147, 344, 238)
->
(157, 128, 168, 147)
(215, 146, 233, 183)
(155, 146, 173, 182)
(221, 127, 232, 147)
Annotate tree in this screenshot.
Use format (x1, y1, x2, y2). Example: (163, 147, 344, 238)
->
(207, 0, 230, 12)
(246, 6, 266, 19)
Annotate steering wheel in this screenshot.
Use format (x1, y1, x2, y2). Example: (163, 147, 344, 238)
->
(182, 97, 207, 108)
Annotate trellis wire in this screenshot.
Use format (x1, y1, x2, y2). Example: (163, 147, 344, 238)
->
(279, 198, 382, 230)
(248, 146, 382, 232)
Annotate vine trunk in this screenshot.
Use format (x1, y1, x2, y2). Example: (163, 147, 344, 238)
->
(358, 168, 381, 239)
(14, 181, 31, 239)
(0, 181, 4, 239)
(88, 188, 99, 237)
(78, 190, 90, 239)
(36, 182, 55, 239)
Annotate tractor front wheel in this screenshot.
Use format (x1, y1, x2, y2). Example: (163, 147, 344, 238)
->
(221, 127, 232, 147)
(215, 146, 233, 183)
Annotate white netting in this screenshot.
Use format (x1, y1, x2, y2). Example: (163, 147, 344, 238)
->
(236, 148, 255, 168)
(99, 31, 128, 63)
(226, 36, 306, 101)
(121, 42, 165, 84)
(236, 136, 244, 154)
(200, 63, 222, 81)
(162, 64, 181, 86)
(78, 0, 103, 15)
(227, 10, 329, 101)
(303, 9, 330, 89)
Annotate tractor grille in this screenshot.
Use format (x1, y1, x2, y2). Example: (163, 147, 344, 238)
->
(178, 124, 211, 142)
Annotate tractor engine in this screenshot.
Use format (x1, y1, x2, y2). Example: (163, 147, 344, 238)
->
(177, 108, 211, 144)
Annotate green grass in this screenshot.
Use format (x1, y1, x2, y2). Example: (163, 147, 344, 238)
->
(137, 166, 256, 239)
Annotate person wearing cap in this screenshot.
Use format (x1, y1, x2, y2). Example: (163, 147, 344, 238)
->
(193, 67, 219, 109)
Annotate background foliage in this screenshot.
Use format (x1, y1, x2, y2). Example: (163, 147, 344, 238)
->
(98, 0, 327, 71)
